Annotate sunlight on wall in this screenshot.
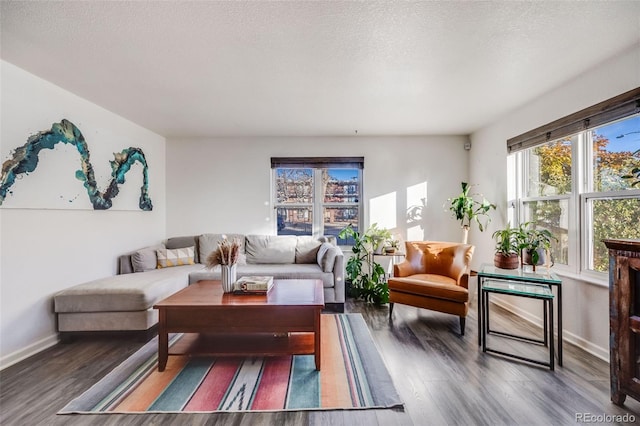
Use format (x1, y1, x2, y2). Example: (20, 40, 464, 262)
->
(369, 191, 396, 230)
(406, 181, 428, 240)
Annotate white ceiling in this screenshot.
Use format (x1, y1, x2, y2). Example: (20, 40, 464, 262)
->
(1, 1, 639, 138)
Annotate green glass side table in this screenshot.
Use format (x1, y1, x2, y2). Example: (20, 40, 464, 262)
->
(477, 263, 563, 366)
(481, 279, 555, 370)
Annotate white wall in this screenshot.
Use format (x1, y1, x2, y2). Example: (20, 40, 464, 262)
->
(167, 136, 469, 244)
(0, 62, 167, 368)
(469, 45, 640, 360)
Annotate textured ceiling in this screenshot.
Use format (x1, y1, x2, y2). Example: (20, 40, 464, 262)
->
(1, 1, 639, 138)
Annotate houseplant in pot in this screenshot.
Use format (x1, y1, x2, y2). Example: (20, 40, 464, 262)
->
(448, 182, 496, 244)
(491, 223, 520, 269)
(517, 222, 557, 270)
(384, 239, 400, 254)
(367, 223, 392, 255)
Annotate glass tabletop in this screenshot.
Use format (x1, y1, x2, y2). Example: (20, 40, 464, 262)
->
(482, 279, 554, 298)
(478, 263, 561, 285)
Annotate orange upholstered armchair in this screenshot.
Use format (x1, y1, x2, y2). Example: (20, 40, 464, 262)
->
(388, 241, 475, 335)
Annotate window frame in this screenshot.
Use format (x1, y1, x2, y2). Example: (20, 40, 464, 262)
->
(511, 114, 640, 284)
(271, 158, 363, 244)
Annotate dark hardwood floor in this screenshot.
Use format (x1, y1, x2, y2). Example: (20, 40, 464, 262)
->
(2, 299, 640, 425)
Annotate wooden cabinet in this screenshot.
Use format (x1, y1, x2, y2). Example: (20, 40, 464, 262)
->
(605, 239, 640, 405)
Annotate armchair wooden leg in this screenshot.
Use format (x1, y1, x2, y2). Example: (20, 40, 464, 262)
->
(459, 317, 466, 336)
(389, 302, 394, 318)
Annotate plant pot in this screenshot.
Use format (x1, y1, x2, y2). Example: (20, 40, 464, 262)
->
(385, 247, 396, 254)
(523, 248, 546, 266)
(494, 253, 519, 269)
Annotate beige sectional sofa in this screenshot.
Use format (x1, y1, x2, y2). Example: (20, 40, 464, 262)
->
(54, 234, 344, 339)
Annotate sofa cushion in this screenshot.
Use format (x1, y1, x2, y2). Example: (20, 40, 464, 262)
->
(166, 235, 200, 263)
(317, 242, 337, 272)
(131, 244, 164, 273)
(246, 235, 296, 264)
(199, 234, 246, 265)
(54, 265, 203, 312)
(295, 236, 322, 264)
(157, 247, 195, 268)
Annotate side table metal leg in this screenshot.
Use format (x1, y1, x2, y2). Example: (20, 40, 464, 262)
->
(478, 277, 483, 346)
(482, 290, 488, 352)
(543, 298, 548, 346)
(557, 284, 563, 366)
(549, 298, 555, 371)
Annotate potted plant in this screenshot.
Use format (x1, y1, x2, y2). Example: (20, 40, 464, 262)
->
(517, 222, 558, 270)
(491, 223, 520, 269)
(338, 224, 389, 305)
(448, 182, 496, 244)
(384, 239, 400, 254)
(366, 223, 392, 254)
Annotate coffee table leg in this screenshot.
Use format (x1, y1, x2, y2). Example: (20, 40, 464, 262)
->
(315, 308, 321, 370)
(158, 310, 168, 372)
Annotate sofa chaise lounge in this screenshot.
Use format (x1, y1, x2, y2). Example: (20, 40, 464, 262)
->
(54, 234, 344, 339)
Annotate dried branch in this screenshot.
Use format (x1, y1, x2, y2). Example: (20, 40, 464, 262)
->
(205, 238, 242, 268)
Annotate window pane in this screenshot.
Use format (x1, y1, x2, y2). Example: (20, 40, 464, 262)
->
(523, 199, 569, 265)
(275, 168, 313, 203)
(591, 115, 640, 192)
(322, 169, 359, 203)
(507, 154, 516, 200)
(276, 207, 312, 236)
(324, 207, 359, 245)
(589, 198, 640, 272)
(527, 137, 574, 197)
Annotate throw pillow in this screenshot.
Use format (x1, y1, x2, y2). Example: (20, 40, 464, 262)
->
(295, 236, 322, 264)
(131, 244, 164, 272)
(166, 236, 200, 263)
(317, 242, 337, 272)
(245, 235, 296, 264)
(157, 246, 195, 268)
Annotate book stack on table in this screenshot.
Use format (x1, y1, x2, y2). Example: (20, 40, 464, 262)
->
(233, 276, 274, 294)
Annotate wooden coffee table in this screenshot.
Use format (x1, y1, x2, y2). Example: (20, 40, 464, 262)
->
(153, 279, 324, 372)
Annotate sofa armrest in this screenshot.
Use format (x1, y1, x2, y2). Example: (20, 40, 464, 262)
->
(332, 248, 345, 303)
(394, 260, 419, 277)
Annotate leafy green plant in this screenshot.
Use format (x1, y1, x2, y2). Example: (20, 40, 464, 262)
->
(492, 223, 519, 255)
(621, 148, 640, 187)
(517, 222, 558, 265)
(448, 182, 495, 243)
(338, 224, 389, 305)
(365, 222, 392, 254)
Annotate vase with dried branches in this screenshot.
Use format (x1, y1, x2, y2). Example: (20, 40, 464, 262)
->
(205, 238, 242, 292)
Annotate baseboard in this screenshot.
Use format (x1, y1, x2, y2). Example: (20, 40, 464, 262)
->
(0, 334, 59, 371)
(491, 299, 609, 362)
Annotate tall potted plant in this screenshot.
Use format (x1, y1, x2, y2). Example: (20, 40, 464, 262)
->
(338, 224, 389, 305)
(448, 182, 496, 244)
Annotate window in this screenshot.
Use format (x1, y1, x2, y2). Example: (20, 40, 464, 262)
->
(272, 157, 363, 245)
(521, 136, 575, 266)
(510, 113, 640, 277)
(584, 118, 640, 272)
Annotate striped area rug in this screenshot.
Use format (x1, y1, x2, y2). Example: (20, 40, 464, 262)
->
(59, 313, 403, 414)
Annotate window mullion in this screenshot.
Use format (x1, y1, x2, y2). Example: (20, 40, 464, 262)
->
(314, 169, 323, 238)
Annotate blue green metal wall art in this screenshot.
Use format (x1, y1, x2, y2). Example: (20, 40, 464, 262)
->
(0, 119, 153, 210)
